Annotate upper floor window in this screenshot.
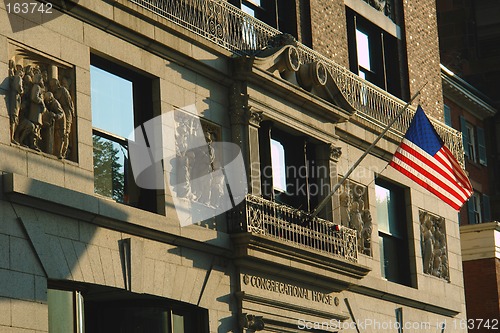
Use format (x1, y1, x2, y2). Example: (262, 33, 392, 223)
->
(444, 104, 452, 126)
(90, 55, 160, 213)
(270, 138, 287, 192)
(460, 116, 487, 166)
(259, 123, 326, 213)
(230, 0, 298, 39)
(376, 178, 412, 286)
(466, 192, 491, 224)
(346, 7, 409, 99)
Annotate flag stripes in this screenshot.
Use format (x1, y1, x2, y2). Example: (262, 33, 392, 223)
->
(390, 139, 473, 210)
(389, 105, 473, 211)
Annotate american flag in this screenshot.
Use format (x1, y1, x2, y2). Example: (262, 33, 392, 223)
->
(390, 105, 473, 210)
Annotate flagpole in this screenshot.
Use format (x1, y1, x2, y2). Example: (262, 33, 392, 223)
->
(311, 84, 427, 218)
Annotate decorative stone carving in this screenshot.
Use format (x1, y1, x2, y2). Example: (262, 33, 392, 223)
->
(420, 210, 449, 281)
(7, 47, 76, 160)
(297, 61, 328, 91)
(240, 313, 265, 331)
(362, 0, 393, 19)
(338, 179, 372, 255)
(329, 144, 342, 161)
(267, 33, 298, 48)
(173, 111, 224, 208)
(248, 109, 263, 127)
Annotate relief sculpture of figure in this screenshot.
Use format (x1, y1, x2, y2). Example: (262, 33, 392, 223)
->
(49, 78, 74, 159)
(349, 200, 364, 251)
(361, 208, 373, 255)
(339, 191, 351, 227)
(421, 213, 435, 275)
(8, 61, 23, 144)
(43, 92, 65, 154)
(17, 73, 46, 151)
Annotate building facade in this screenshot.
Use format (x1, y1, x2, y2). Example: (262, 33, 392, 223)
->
(0, 0, 468, 332)
(437, 1, 500, 329)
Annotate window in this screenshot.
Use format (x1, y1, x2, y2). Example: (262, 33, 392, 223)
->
(91, 55, 160, 213)
(460, 116, 487, 165)
(49, 284, 209, 333)
(466, 192, 491, 224)
(467, 192, 481, 224)
(48, 289, 84, 333)
(376, 178, 412, 286)
(259, 123, 325, 212)
(229, 0, 299, 39)
(443, 104, 452, 126)
(270, 138, 287, 192)
(346, 7, 409, 99)
(85, 300, 205, 333)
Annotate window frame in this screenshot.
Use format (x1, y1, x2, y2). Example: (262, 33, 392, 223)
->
(90, 54, 160, 213)
(346, 6, 409, 99)
(259, 123, 325, 213)
(460, 116, 487, 166)
(467, 192, 482, 224)
(375, 178, 413, 286)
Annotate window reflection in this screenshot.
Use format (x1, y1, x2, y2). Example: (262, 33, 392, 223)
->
(90, 55, 159, 213)
(90, 65, 134, 139)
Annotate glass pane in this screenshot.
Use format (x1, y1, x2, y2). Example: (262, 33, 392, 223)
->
(48, 289, 74, 333)
(271, 139, 287, 192)
(356, 29, 371, 71)
(241, 3, 255, 16)
(172, 313, 185, 333)
(93, 134, 127, 203)
(375, 184, 390, 233)
(379, 235, 386, 279)
(247, 0, 261, 6)
(90, 65, 134, 139)
(380, 235, 407, 284)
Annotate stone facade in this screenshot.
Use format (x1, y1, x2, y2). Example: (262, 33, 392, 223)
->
(0, 0, 467, 332)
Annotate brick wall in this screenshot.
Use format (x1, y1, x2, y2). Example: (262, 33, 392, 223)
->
(309, 0, 349, 67)
(308, 0, 444, 118)
(403, 0, 444, 119)
(463, 258, 500, 329)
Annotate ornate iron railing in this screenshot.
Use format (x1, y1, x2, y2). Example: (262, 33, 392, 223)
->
(128, 0, 465, 167)
(228, 194, 358, 263)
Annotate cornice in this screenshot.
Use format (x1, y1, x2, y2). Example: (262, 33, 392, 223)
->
(441, 65, 497, 120)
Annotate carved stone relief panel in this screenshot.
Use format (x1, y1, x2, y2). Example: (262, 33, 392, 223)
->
(173, 110, 224, 208)
(338, 178, 372, 256)
(362, 0, 393, 20)
(7, 44, 76, 161)
(419, 210, 450, 281)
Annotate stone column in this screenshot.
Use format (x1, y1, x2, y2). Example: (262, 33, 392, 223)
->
(312, 143, 341, 222)
(329, 144, 342, 223)
(229, 81, 263, 196)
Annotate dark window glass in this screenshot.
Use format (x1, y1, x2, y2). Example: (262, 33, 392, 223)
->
(376, 178, 412, 286)
(230, 0, 299, 39)
(346, 8, 409, 99)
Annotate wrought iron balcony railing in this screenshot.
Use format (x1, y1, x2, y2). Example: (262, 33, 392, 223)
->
(228, 194, 358, 263)
(128, 0, 465, 167)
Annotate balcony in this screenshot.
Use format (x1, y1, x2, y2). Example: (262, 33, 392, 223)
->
(128, 0, 465, 167)
(228, 194, 358, 263)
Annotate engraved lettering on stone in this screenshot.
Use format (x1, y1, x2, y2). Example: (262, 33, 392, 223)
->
(244, 274, 337, 306)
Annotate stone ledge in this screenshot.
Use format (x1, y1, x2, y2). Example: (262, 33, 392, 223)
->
(460, 221, 500, 261)
(231, 233, 371, 290)
(2, 173, 232, 256)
